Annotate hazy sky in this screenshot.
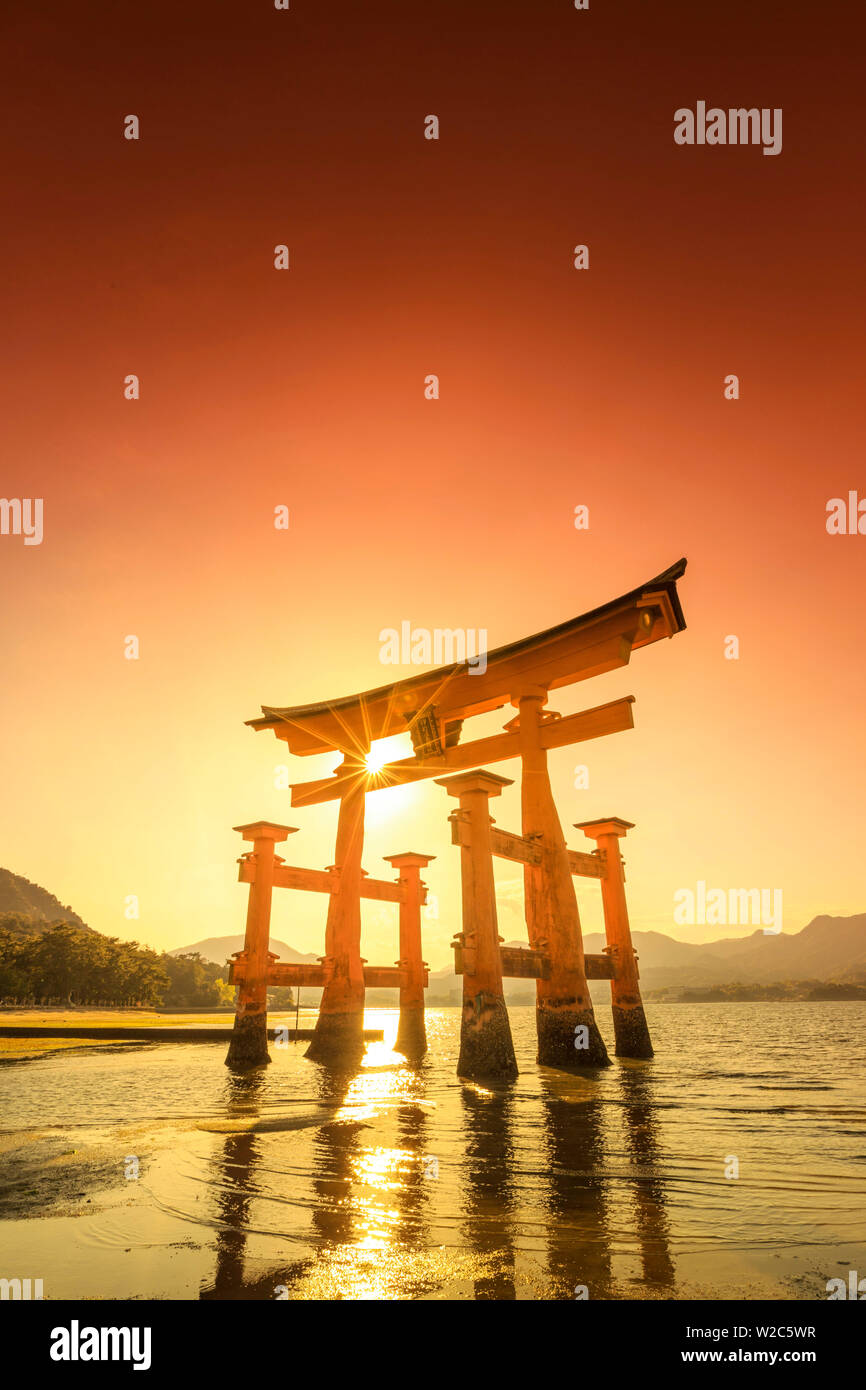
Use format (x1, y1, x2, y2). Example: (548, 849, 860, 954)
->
(2, 0, 864, 968)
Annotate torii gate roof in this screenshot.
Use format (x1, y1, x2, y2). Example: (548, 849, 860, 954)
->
(248, 558, 687, 758)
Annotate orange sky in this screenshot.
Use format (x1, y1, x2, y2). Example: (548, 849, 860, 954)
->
(1, 0, 864, 968)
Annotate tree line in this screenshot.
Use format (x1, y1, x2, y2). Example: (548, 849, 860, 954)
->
(0, 916, 236, 1008)
(649, 979, 866, 1003)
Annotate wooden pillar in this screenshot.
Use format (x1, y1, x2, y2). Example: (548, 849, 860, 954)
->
(384, 852, 434, 1059)
(306, 756, 368, 1064)
(512, 687, 610, 1069)
(226, 821, 295, 1069)
(576, 818, 653, 1058)
(435, 770, 517, 1080)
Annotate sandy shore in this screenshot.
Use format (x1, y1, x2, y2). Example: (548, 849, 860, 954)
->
(0, 1010, 226, 1062)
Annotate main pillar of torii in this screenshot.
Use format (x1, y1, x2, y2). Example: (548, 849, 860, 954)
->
(512, 686, 610, 1068)
(305, 755, 368, 1064)
(436, 770, 518, 1079)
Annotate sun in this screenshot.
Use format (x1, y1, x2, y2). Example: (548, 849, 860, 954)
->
(364, 733, 412, 778)
(360, 735, 420, 823)
(365, 747, 388, 775)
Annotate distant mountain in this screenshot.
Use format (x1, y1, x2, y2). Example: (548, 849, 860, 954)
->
(0, 868, 88, 933)
(425, 915, 866, 1000)
(617, 914, 866, 991)
(170, 935, 321, 966)
(175, 915, 866, 1002)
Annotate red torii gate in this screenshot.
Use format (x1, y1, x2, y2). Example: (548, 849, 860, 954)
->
(226, 559, 688, 1076)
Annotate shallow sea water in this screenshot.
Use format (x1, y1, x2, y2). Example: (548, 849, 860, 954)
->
(1, 1004, 864, 1300)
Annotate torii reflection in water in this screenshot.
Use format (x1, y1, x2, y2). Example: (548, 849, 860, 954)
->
(200, 1056, 676, 1300)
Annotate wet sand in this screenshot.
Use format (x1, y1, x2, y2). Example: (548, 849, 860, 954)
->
(0, 1010, 229, 1063)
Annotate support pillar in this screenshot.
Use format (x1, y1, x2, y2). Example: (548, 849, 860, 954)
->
(306, 757, 368, 1064)
(384, 853, 433, 1059)
(435, 771, 517, 1080)
(576, 818, 653, 1058)
(226, 822, 295, 1069)
(512, 688, 610, 1068)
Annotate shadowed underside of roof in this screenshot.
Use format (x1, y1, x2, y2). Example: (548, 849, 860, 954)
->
(248, 557, 688, 757)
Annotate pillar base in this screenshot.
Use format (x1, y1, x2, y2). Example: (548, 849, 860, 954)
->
(395, 1005, 427, 1060)
(611, 1002, 654, 1059)
(225, 1014, 271, 1070)
(458, 994, 518, 1079)
(304, 1010, 365, 1065)
(539, 1003, 611, 1069)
